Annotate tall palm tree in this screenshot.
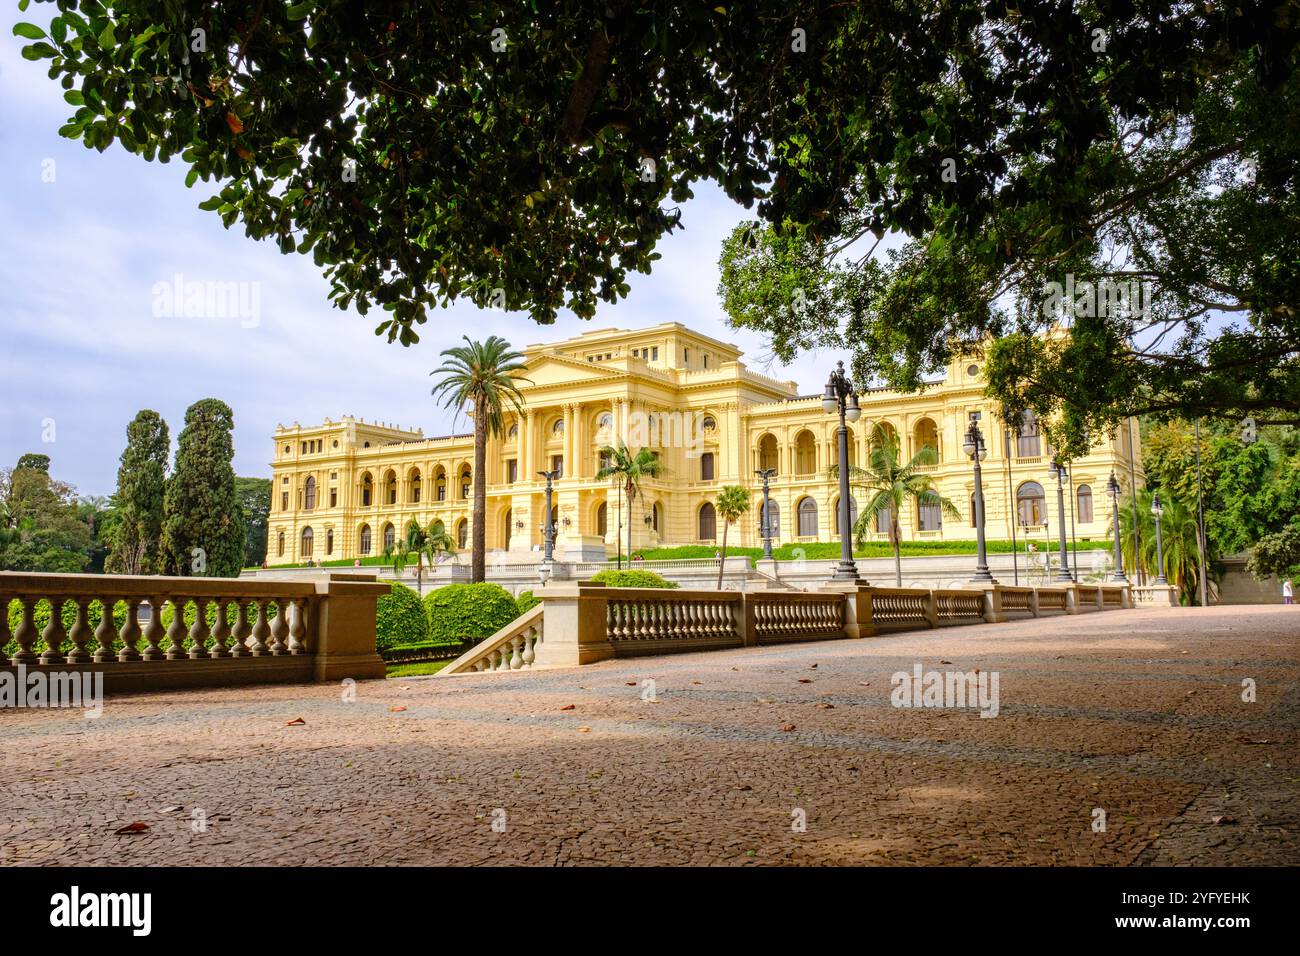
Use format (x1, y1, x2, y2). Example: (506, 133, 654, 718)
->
(1119, 488, 1207, 603)
(713, 485, 751, 589)
(430, 336, 528, 583)
(382, 518, 455, 595)
(596, 442, 663, 568)
(843, 423, 960, 586)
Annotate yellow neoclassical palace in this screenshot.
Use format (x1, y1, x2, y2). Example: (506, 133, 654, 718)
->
(266, 322, 1141, 565)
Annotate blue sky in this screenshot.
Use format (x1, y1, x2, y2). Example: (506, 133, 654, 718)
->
(0, 15, 849, 499)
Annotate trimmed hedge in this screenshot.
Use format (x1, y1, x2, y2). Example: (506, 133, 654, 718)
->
(590, 569, 678, 589)
(424, 583, 520, 644)
(515, 589, 540, 615)
(376, 582, 429, 654)
(382, 641, 465, 663)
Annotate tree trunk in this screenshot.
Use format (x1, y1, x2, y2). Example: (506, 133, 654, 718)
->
(471, 401, 487, 583)
(891, 517, 902, 587)
(716, 520, 728, 590)
(626, 485, 635, 567)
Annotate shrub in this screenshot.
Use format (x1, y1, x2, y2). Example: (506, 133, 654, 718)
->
(424, 583, 520, 644)
(515, 589, 540, 615)
(376, 582, 429, 654)
(590, 569, 678, 589)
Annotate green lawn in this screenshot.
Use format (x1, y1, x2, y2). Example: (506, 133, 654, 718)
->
(386, 660, 453, 678)
(633, 539, 1111, 565)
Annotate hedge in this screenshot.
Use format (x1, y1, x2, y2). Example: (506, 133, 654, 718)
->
(515, 589, 540, 615)
(376, 582, 429, 654)
(424, 582, 520, 644)
(590, 569, 678, 589)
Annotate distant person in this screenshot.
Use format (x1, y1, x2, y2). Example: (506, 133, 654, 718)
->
(353, 558, 361, 568)
(714, 549, 721, 560)
(1284, 578, 1294, 605)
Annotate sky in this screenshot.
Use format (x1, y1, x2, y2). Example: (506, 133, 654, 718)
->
(0, 15, 850, 500)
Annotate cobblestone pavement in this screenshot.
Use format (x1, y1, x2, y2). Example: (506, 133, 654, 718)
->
(2, 606, 1296, 866)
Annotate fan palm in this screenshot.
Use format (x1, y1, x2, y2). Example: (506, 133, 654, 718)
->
(713, 485, 751, 589)
(841, 423, 960, 586)
(382, 518, 455, 595)
(430, 336, 528, 583)
(1119, 488, 1208, 603)
(596, 442, 664, 568)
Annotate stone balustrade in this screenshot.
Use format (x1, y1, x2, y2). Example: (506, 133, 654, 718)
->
(440, 579, 1137, 674)
(1, 571, 388, 693)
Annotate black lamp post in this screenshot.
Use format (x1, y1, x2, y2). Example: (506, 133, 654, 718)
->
(1047, 458, 1073, 582)
(962, 417, 994, 583)
(754, 468, 777, 560)
(1151, 491, 1168, 585)
(537, 469, 559, 564)
(1106, 471, 1128, 583)
(821, 361, 862, 582)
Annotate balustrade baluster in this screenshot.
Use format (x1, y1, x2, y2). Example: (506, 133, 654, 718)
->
(12, 598, 37, 664)
(118, 599, 142, 662)
(142, 597, 165, 660)
(39, 599, 68, 665)
(229, 601, 252, 658)
(209, 599, 231, 659)
(189, 598, 211, 659)
(521, 626, 537, 667)
(269, 602, 290, 655)
(67, 599, 92, 664)
(0, 597, 11, 663)
(289, 598, 308, 654)
(92, 599, 118, 664)
(510, 635, 524, 669)
(165, 598, 188, 660)
(250, 600, 271, 656)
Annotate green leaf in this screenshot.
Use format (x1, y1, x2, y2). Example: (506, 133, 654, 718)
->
(97, 22, 116, 50)
(286, 2, 313, 21)
(21, 42, 57, 60)
(63, 89, 85, 106)
(12, 22, 46, 40)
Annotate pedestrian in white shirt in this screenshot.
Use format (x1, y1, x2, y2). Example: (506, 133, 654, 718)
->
(1284, 579, 1294, 605)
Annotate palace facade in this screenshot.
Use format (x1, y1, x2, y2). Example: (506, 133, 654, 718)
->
(266, 322, 1141, 565)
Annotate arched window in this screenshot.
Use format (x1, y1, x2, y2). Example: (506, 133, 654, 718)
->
(459, 467, 471, 499)
(918, 499, 942, 531)
(358, 524, 372, 555)
(833, 496, 858, 534)
(759, 500, 781, 539)
(409, 469, 422, 503)
(325, 529, 334, 555)
(702, 416, 717, 432)
(700, 452, 715, 481)
(301, 526, 314, 557)
(360, 473, 373, 507)
(435, 470, 447, 501)
(507, 423, 519, 440)
(914, 417, 940, 461)
(1017, 412, 1042, 457)
(503, 509, 513, 547)
(797, 497, 818, 537)
(382, 523, 396, 552)
(1077, 484, 1094, 523)
(794, 430, 817, 476)
(304, 476, 316, 510)
(456, 519, 468, 550)
(384, 470, 397, 505)
(597, 502, 608, 537)
(551, 418, 565, 435)
(596, 412, 613, 440)
(276, 532, 285, 557)
(698, 502, 717, 541)
(651, 502, 662, 532)
(758, 434, 779, 474)
(872, 422, 899, 453)
(1017, 481, 1046, 527)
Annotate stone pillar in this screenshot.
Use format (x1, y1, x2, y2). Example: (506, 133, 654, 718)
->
(310, 574, 390, 681)
(820, 583, 875, 638)
(530, 581, 614, 667)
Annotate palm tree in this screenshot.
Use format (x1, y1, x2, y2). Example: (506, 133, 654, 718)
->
(596, 442, 664, 568)
(843, 423, 960, 586)
(382, 518, 455, 595)
(1119, 488, 1207, 603)
(713, 485, 751, 589)
(430, 336, 528, 583)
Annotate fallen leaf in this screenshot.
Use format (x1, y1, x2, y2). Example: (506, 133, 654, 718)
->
(691, 680, 703, 685)
(286, 717, 306, 726)
(560, 704, 576, 711)
(781, 723, 796, 732)
(577, 726, 592, 733)
(735, 784, 752, 791)
(816, 703, 835, 710)
(116, 822, 150, 835)
(797, 678, 813, 684)
(858, 682, 871, 687)
(1211, 815, 1237, 825)
(940, 660, 953, 665)
(159, 805, 182, 814)
(389, 705, 407, 713)
(810, 664, 818, 669)
(625, 682, 637, 686)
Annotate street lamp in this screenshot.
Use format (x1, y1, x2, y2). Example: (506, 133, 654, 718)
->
(754, 468, 777, 560)
(537, 469, 560, 566)
(1047, 458, 1073, 582)
(962, 417, 994, 583)
(1151, 490, 1168, 585)
(822, 361, 863, 582)
(1105, 471, 1128, 583)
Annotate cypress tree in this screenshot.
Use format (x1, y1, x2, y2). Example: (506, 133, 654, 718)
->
(106, 410, 169, 574)
(161, 399, 246, 577)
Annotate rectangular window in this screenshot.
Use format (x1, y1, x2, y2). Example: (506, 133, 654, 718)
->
(281, 492, 289, 511)
(552, 455, 564, 477)
(703, 354, 709, 369)
(918, 502, 942, 532)
(330, 489, 338, 508)
(507, 459, 518, 483)
(701, 452, 715, 481)
(683, 347, 690, 364)
(652, 346, 659, 361)
(436, 483, 446, 501)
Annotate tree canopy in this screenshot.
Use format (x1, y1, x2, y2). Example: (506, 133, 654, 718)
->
(17, 0, 1294, 355)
